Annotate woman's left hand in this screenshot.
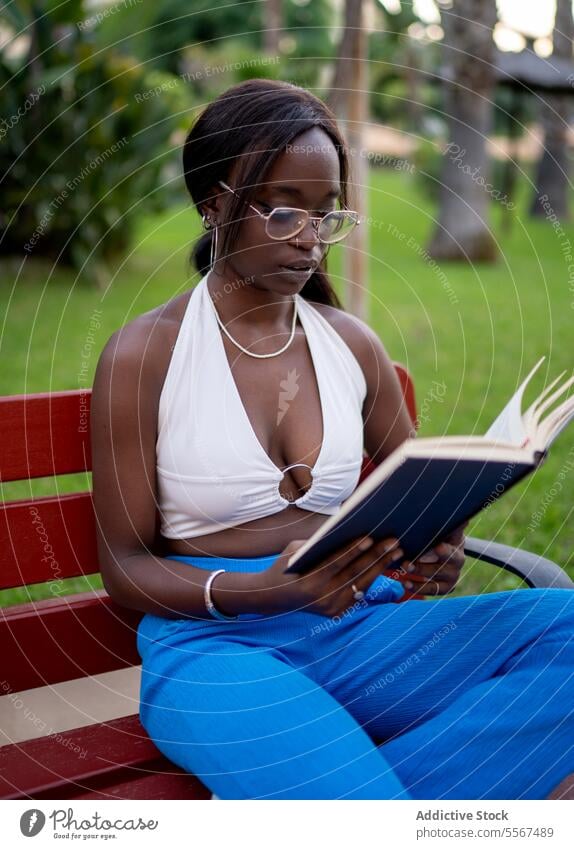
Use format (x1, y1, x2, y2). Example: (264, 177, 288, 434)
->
(384, 524, 467, 597)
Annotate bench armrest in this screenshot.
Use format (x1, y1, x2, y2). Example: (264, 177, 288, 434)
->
(464, 536, 574, 590)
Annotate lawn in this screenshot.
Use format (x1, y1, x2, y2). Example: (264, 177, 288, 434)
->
(1, 166, 573, 605)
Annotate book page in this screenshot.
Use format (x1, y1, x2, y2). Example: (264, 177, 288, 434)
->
(523, 371, 565, 437)
(484, 357, 545, 446)
(530, 373, 574, 433)
(535, 395, 574, 452)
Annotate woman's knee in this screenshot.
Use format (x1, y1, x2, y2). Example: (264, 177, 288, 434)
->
(459, 587, 574, 632)
(526, 588, 574, 632)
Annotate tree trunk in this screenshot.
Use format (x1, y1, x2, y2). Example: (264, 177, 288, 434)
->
(529, 0, 573, 220)
(327, 0, 364, 119)
(404, 39, 422, 133)
(427, 0, 498, 262)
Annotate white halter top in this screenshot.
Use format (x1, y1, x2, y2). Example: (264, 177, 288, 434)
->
(156, 273, 368, 539)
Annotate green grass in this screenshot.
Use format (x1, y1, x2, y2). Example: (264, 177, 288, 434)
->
(1, 168, 573, 604)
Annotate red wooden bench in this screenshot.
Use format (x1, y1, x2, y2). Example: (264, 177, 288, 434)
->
(1, 364, 572, 800)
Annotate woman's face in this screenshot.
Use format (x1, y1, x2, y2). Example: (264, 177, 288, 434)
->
(215, 126, 342, 295)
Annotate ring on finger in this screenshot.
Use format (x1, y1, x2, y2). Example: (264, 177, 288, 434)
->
(351, 583, 365, 601)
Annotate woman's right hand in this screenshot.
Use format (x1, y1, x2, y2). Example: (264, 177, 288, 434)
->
(252, 535, 405, 617)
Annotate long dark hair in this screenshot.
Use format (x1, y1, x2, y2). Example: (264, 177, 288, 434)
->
(182, 79, 350, 309)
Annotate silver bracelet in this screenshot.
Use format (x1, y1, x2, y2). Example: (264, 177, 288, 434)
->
(204, 569, 239, 621)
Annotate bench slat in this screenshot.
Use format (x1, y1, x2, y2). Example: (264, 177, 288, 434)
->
(0, 591, 142, 691)
(70, 769, 211, 801)
(0, 391, 91, 482)
(0, 714, 210, 800)
(0, 492, 97, 590)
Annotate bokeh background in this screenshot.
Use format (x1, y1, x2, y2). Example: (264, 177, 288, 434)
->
(1, 0, 573, 610)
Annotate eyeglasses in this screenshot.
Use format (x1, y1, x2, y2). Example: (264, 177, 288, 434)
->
(218, 181, 360, 244)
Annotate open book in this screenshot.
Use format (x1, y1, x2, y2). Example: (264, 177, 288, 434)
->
(285, 357, 574, 575)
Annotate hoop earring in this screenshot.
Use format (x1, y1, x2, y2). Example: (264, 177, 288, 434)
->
(210, 223, 219, 269)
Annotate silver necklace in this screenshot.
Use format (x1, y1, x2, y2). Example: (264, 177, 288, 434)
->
(209, 290, 299, 359)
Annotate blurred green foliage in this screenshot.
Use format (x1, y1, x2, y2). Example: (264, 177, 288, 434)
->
(93, 0, 262, 76)
(93, 0, 335, 88)
(368, 4, 441, 129)
(4, 0, 531, 283)
(0, 0, 343, 279)
(0, 0, 192, 276)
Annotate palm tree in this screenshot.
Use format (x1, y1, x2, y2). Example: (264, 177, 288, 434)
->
(529, 0, 573, 221)
(427, 0, 498, 262)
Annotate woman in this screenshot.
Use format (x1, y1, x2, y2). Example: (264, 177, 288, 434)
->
(92, 78, 574, 800)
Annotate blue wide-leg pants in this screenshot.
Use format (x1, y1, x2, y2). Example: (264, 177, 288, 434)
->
(136, 552, 574, 800)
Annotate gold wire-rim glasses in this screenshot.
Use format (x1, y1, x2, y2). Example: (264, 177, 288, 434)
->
(218, 180, 360, 244)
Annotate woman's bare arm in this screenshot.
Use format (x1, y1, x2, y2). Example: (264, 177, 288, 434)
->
(354, 322, 465, 594)
(356, 323, 415, 464)
(91, 318, 257, 619)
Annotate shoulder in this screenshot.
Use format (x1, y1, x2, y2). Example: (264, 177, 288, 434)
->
(94, 290, 192, 388)
(305, 299, 397, 392)
(91, 289, 193, 432)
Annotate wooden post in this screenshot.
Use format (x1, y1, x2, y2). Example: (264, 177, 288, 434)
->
(343, 0, 368, 321)
(329, 0, 369, 321)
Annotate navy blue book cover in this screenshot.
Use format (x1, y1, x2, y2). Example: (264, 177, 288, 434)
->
(285, 455, 535, 575)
